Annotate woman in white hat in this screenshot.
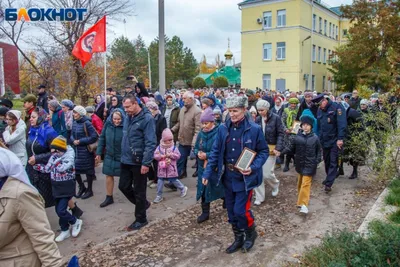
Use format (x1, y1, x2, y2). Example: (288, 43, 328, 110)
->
(3, 110, 27, 166)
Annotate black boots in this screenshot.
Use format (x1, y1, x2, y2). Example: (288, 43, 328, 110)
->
(76, 185, 86, 198)
(71, 203, 84, 219)
(337, 163, 345, 178)
(81, 190, 93, 199)
(179, 171, 187, 179)
(192, 170, 198, 177)
(283, 156, 290, 172)
(100, 195, 114, 208)
(226, 226, 245, 254)
(197, 202, 210, 223)
(349, 166, 358, 179)
(242, 225, 258, 253)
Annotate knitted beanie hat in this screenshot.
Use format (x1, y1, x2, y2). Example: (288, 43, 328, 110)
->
(256, 99, 270, 110)
(300, 115, 314, 128)
(161, 128, 174, 141)
(213, 106, 222, 115)
(73, 105, 87, 116)
(146, 101, 159, 111)
(249, 106, 257, 114)
(288, 98, 300, 105)
(200, 107, 215, 123)
(50, 135, 67, 152)
(85, 106, 95, 113)
(61, 99, 74, 110)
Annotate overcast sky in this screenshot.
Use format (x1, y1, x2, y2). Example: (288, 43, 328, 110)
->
(108, 0, 353, 65)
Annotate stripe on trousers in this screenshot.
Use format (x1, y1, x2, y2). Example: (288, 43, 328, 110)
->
(245, 190, 254, 228)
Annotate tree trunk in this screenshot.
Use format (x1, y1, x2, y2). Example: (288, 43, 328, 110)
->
(72, 60, 86, 104)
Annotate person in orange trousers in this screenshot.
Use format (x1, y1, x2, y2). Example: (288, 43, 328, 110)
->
(284, 115, 322, 214)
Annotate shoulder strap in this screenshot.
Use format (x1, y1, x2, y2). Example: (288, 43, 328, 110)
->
(83, 121, 89, 137)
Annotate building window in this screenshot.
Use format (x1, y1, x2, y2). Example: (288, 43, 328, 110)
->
(312, 45, 316, 62)
(329, 22, 332, 37)
(324, 19, 327, 35)
(328, 49, 331, 64)
(318, 46, 321, 62)
(312, 14, 316, 31)
(312, 75, 315, 90)
(263, 74, 271, 90)
(263, 11, 272, 29)
(322, 76, 326, 90)
(331, 24, 335, 38)
(276, 42, 286, 60)
(263, 43, 272, 60)
(343, 29, 348, 36)
(336, 25, 338, 39)
(277, 10, 286, 27)
(305, 77, 309, 91)
(319, 17, 322, 33)
(323, 48, 326, 64)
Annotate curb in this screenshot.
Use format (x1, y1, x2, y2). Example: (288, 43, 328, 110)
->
(357, 187, 397, 235)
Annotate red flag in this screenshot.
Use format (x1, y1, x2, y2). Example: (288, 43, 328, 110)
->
(72, 16, 106, 67)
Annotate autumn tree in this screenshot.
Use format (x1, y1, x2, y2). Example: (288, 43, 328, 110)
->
(0, 0, 133, 105)
(331, 0, 400, 92)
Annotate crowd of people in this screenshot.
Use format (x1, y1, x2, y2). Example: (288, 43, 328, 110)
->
(0, 81, 398, 265)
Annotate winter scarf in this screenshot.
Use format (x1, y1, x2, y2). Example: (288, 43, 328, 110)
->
(284, 107, 298, 129)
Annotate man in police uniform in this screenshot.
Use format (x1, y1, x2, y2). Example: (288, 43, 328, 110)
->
(312, 94, 347, 192)
(202, 96, 269, 253)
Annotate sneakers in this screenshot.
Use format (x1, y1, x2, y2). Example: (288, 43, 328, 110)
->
(149, 182, 158, 189)
(71, 219, 83, 237)
(272, 182, 280, 197)
(180, 186, 188, 197)
(55, 230, 70, 242)
(127, 220, 148, 231)
(254, 200, 262, 206)
(299, 205, 309, 214)
(153, 195, 163, 203)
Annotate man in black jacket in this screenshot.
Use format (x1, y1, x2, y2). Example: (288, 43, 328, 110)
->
(253, 99, 284, 205)
(36, 85, 49, 113)
(296, 91, 318, 120)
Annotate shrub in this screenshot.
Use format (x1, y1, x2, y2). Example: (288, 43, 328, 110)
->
(297, 221, 400, 266)
(213, 76, 228, 88)
(4, 86, 15, 100)
(192, 77, 206, 89)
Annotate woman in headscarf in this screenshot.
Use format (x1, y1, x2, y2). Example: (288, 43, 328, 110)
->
(163, 94, 180, 142)
(106, 95, 124, 119)
(3, 110, 27, 166)
(61, 99, 74, 143)
(146, 101, 167, 188)
(48, 100, 67, 138)
(272, 96, 284, 118)
(94, 94, 105, 121)
(71, 106, 98, 200)
(0, 148, 62, 267)
(281, 98, 299, 172)
(95, 109, 125, 208)
(26, 107, 58, 207)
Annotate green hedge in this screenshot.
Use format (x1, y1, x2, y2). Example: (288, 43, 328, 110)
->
(297, 221, 400, 266)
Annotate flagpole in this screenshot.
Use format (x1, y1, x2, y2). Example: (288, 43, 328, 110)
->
(104, 52, 107, 109)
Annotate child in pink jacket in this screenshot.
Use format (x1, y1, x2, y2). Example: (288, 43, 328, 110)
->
(153, 129, 188, 203)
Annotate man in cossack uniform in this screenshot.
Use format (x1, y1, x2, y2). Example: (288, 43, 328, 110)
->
(202, 96, 269, 253)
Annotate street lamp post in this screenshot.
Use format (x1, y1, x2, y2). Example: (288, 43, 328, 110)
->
(158, 0, 166, 94)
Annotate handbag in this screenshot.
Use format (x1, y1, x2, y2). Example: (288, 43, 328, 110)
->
(83, 122, 98, 153)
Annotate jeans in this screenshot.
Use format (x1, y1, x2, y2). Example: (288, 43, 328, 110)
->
(157, 178, 185, 196)
(119, 163, 148, 223)
(177, 145, 192, 176)
(55, 197, 77, 231)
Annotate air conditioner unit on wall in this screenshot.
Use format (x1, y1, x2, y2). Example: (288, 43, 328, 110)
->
(257, 18, 263, 24)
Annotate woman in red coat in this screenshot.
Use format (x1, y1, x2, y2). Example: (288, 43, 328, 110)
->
(85, 106, 103, 135)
